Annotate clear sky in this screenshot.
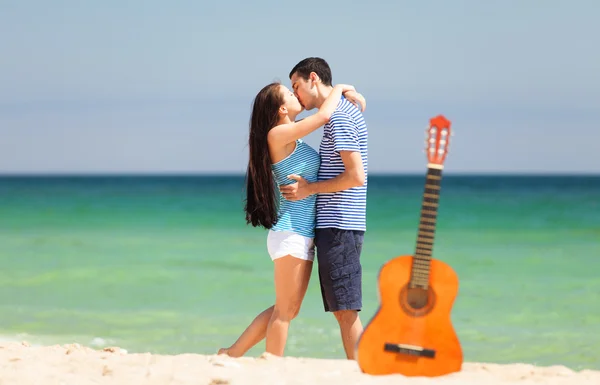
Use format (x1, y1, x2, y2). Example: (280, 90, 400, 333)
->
(1, 0, 598, 174)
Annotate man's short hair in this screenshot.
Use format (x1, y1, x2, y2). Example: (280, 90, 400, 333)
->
(289, 57, 332, 86)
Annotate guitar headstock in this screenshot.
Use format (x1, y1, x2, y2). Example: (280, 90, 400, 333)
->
(425, 115, 452, 166)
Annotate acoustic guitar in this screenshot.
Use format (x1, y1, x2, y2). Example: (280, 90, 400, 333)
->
(356, 115, 462, 377)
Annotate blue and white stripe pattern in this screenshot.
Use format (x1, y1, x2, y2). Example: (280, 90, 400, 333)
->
(271, 139, 321, 238)
(316, 97, 368, 231)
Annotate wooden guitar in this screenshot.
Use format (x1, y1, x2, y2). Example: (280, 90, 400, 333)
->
(356, 115, 462, 377)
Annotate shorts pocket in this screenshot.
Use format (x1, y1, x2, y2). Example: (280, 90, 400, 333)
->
(329, 262, 362, 304)
(353, 233, 364, 255)
(329, 261, 361, 280)
(330, 228, 344, 244)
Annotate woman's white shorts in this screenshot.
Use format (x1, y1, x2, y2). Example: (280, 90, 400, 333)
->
(267, 230, 315, 262)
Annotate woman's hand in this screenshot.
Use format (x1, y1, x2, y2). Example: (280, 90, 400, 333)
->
(334, 84, 356, 93)
(343, 90, 366, 112)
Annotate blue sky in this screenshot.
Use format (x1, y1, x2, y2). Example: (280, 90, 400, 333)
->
(1, 0, 598, 174)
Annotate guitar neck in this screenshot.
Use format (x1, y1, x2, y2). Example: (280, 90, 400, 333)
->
(410, 164, 443, 289)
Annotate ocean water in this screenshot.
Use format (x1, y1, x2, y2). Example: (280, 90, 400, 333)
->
(0, 175, 598, 370)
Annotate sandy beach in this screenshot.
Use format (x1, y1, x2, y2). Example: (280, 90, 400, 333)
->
(1, 342, 598, 385)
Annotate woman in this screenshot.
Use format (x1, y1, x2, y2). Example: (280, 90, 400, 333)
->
(219, 81, 365, 357)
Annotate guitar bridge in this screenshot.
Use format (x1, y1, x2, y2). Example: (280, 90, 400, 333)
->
(384, 343, 436, 358)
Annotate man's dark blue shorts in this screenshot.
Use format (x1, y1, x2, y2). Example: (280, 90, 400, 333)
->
(315, 227, 364, 312)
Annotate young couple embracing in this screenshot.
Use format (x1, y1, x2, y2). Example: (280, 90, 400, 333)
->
(220, 57, 368, 360)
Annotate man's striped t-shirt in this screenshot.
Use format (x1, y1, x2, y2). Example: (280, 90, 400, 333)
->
(316, 96, 368, 231)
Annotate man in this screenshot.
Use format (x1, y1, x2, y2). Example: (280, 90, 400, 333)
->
(280, 57, 368, 360)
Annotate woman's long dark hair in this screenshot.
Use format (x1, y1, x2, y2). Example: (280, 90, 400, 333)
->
(244, 82, 284, 229)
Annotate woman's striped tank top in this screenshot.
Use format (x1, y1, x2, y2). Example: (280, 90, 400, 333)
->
(271, 139, 320, 238)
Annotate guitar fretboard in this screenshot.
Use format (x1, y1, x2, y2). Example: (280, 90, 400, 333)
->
(410, 165, 443, 289)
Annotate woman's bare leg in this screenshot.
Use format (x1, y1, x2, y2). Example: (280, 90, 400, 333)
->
(218, 305, 274, 357)
(219, 256, 312, 357)
(265, 256, 313, 356)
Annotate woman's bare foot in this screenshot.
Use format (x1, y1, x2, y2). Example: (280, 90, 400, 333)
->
(217, 348, 230, 355)
(218, 347, 245, 357)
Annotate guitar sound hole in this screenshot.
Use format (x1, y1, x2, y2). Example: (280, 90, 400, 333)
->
(407, 287, 429, 309)
(399, 285, 436, 317)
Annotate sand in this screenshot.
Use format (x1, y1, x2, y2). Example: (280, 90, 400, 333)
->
(1, 341, 598, 385)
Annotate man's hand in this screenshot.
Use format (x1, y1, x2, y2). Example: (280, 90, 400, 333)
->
(279, 174, 311, 201)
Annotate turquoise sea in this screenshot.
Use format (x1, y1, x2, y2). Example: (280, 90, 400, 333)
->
(0, 175, 598, 370)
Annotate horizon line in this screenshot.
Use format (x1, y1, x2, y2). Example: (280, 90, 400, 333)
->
(0, 171, 598, 178)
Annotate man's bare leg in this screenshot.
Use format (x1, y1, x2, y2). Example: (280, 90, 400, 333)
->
(333, 309, 363, 360)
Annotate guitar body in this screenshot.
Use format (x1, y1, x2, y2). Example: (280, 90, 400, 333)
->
(356, 255, 463, 377)
(357, 115, 461, 377)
